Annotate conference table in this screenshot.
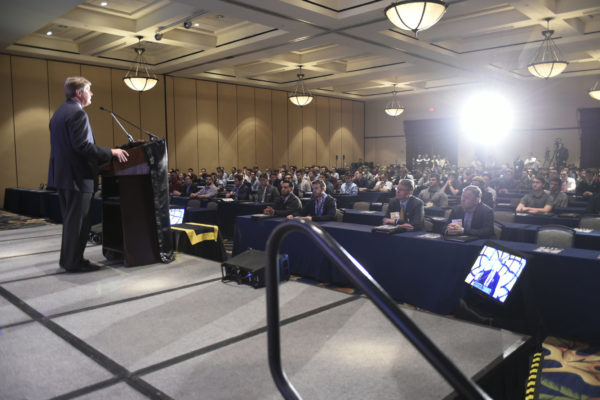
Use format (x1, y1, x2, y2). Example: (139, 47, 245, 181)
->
(233, 216, 600, 343)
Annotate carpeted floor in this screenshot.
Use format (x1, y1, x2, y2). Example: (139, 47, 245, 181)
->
(0, 210, 53, 231)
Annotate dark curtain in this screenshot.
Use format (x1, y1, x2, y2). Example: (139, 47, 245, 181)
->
(578, 108, 600, 168)
(404, 118, 459, 166)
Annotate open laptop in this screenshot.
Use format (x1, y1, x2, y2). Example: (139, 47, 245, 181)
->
(169, 207, 185, 225)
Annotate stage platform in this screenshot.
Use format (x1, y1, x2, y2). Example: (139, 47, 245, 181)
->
(0, 224, 531, 399)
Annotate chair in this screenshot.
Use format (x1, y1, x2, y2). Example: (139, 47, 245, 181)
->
(335, 209, 344, 222)
(579, 216, 600, 230)
(535, 225, 575, 248)
(381, 203, 389, 214)
(493, 221, 504, 240)
(187, 199, 202, 208)
(353, 201, 370, 211)
(423, 217, 434, 232)
(494, 211, 515, 223)
(206, 201, 218, 210)
(442, 208, 452, 219)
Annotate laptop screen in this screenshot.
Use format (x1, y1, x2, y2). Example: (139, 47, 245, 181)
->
(169, 208, 185, 225)
(464, 243, 528, 303)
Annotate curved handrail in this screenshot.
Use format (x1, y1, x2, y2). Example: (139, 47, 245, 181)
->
(265, 218, 491, 400)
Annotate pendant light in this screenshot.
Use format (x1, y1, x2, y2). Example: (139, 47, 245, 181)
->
(385, 0, 447, 35)
(589, 80, 600, 101)
(385, 84, 405, 116)
(527, 18, 568, 79)
(123, 36, 158, 92)
(288, 66, 313, 106)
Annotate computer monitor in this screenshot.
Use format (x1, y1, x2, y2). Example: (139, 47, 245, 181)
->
(169, 207, 185, 225)
(464, 241, 529, 304)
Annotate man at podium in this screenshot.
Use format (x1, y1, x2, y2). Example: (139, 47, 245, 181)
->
(48, 76, 129, 272)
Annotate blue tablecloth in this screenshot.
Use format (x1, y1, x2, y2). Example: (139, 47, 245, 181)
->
(184, 207, 218, 225)
(500, 222, 600, 250)
(357, 191, 393, 203)
(233, 216, 600, 342)
(218, 201, 271, 238)
(342, 209, 384, 225)
(514, 213, 580, 227)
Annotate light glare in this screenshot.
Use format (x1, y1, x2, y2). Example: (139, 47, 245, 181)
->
(460, 92, 513, 144)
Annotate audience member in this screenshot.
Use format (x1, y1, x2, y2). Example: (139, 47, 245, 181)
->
(516, 176, 552, 214)
(382, 179, 424, 231)
(256, 174, 280, 203)
(226, 174, 251, 200)
(288, 180, 337, 221)
(264, 180, 301, 217)
(577, 169, 599, 198)
(547, 177, 568, 209)
(446, 185, 494, 238)
(340, 174, 358, 195)
(191, 175, 218, 199)
(418, 174, 448, 207)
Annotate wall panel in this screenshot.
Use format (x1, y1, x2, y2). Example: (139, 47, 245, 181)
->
(329, 98, 342, 169)
(81, 65, 113, 148)
(272, 90, 288, 168)
(237, 85, 255, 168)
(111, 69, 141, 142)
(255, 88, 272, 170)
(12, 56, 50, 189)
(352, 101, 364, 163)
(140, 75, 166, 140)
(288, 99, 303, 168)
(302, 100, 317, 167)
(165, 76, 176, 169)
(196, 80, 219, 171)
(316, 96, 330, 167)
(341, 100, 353, 167)
(173, 77, 198, 171)
(48, 61, 80, 117)
(365, 137, 405, 166)
(0, 55, 16, 205)
(218, 83, 238, 169)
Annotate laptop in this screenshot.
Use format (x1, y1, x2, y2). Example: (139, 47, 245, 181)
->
(169, 207, 185, 225)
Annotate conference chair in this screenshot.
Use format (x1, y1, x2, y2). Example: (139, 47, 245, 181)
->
(381, 203, 389, 214)
(353, 201, 370, 211)
(335, 209, 344, 222)
(493, 221, 505, 240)
(494, 211, 515, 223)
(423, 216, 434, 232)
(187, 199, 202, 208)
(206, 201, 218, 210)
(535, 225, 575, 248)
(579, 216, 600, 230)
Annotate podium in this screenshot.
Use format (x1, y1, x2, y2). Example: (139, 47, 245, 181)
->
(100, 140, 173, 266)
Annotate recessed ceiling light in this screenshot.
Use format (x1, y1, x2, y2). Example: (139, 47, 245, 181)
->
(100, 1, 108, 6)
(46, 31, 53, 36)
(216, 15, 224, 19)
(194, 23, 199, 27)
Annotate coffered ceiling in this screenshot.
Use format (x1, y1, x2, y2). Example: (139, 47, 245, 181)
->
(2, 0, 599, 100)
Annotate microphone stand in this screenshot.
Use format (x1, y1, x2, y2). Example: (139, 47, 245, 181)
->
(99, 106, 160, 142)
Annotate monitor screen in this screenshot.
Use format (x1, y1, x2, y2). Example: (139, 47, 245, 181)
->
(169, 208, 185, 225)
(464, 243, 528, 303)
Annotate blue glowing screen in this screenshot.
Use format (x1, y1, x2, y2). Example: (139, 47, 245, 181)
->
(169, 208, 185, 225)
(464, 244, 527, 303)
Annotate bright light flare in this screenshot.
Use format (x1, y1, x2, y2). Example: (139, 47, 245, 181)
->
(460, 92, 513, 144)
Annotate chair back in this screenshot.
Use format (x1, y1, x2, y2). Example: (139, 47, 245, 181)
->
(206, 201, 218, 210)
(381, 203, 389, 214)
(187, 199, 202, 208)
(535, 225, 575, 248)
(579, 216, 600, 230)
(423, 217, 434, 232)
(335, 209, 344, 222)
(494, 211, 515, 223)
(493, 221, 504, 240)
(353, 201, 370, 211)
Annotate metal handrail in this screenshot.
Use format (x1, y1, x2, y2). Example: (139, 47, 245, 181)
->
(265, 218, 491, 400)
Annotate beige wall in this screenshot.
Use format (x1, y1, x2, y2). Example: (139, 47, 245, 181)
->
(365, 75, 600, 168)
(0, 55, 364, 207)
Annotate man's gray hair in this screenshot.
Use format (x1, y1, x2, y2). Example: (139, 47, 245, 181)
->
(64, 77, 91, 99)
(398, 179, 414, 191)
(462, 185, 482, 201)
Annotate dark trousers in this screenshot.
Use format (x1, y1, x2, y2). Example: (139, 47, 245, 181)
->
(58, 189, 93, 269)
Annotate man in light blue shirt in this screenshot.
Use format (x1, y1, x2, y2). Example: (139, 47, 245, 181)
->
(340, 174, 358, 195)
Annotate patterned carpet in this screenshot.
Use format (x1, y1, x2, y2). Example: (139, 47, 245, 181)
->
(0, 210, 53, 230)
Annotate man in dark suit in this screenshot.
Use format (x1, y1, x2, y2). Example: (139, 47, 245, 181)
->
(264, 180, 301, 217)
(255, 174, 280, 203)
(288, 180, 336, 221)
(382, 179, 424, 231)
(226, 174, 251, 200)
(48, 76, 129, 272)
(173, 175, 197, 196)
(446, 185, 494, 238)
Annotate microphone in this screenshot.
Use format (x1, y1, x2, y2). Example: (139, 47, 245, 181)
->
(100, 106, 135, 143)
(99, 106, 160, 142)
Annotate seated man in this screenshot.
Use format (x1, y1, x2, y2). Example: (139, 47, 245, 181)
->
(287, 180, 336, 221)
(446, 185, 494, 238)
(382, 179, 424, 231)
(339, 173, 358, 195)
(225, 174, 251, 200)
(516, 176, 552, 214)
(173, 175, 197, 197)
(547, 177, 568, 209)
(264, 180, 302, 217)
(255, 173, 280, 203)
(191, 175, 218, 199)
(560, 169, 576, 194)
(418, 174, 448, 207)
(353, 171, 369, 191)
(577, 169, 600, 198)
(470, 176, 494, 209)
(373, 172, 393, 192)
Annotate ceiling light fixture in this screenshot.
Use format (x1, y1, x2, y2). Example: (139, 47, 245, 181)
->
(183, 20, 192, 29)
(100, 1, 108, 6)
(528, 18, 568, 79)
(123, 36, 158, 92)
(385, 84, 405, 116)
(385, 0, 447, 35)
(154, 32, 162, 41)
(46, 30, 53, 36)
(194, 23, 199, 27)
(589, 80, 600, 101)
(289, 66, 313, 107)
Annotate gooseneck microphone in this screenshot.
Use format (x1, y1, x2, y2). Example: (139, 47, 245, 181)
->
(99, 106, 135, 143)
(99, 106, 160, 142)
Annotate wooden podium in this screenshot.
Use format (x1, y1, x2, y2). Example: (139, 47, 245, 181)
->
(100, 141, 170, 266)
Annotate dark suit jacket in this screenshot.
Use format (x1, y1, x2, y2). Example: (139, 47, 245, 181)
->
(385, 196, 424, 231)
(182, 183, 198, 197)
(297, 194, 337, 221)
(272, 193, 302, 217)
(448, 203, 495, 238)
(233, 182, 251, 200)
(256, 184, 280, 203)
(48, 99, 112, 192)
